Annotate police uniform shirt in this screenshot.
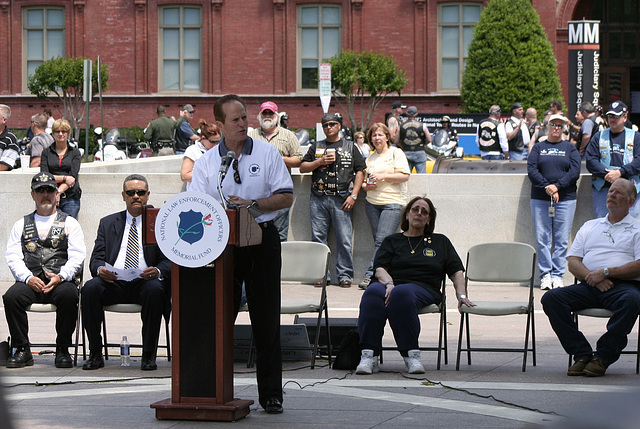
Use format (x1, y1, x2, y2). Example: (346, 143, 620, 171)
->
(5, 212, 86, 284)
(190, 137, 294, 223)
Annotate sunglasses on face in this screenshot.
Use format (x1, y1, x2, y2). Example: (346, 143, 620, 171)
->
(548, 123, 564, 129)
(410, 206, 430, 215)
(124, 189, 148, 197)
(53, 129, 68, 134)
(322, 122, 340, 128)
(34, 187, 57, 194)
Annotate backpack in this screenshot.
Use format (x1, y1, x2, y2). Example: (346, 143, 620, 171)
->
(332, 330, 361, 370)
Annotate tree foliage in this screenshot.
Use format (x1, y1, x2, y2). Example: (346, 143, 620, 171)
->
(461, 0, 562, 115)
(329, 50, 408, 131)
(28, 56, 109, 135)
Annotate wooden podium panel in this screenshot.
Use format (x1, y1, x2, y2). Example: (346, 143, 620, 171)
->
(146, 206, 261, 421)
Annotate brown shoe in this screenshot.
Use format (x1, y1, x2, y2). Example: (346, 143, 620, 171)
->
(584, 356, 607, 377)
(567, 358, 590, 376)
(339, 280, 352, 288)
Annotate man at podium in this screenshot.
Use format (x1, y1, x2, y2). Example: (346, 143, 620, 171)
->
(191, 94, 293, 414)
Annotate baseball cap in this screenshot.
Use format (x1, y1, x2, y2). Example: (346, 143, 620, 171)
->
(321, 113, 342, 124)
(606, 101, 627, 117)
(260, 101, 278, 113)
(407, 106, 418, 116)
(183, 104, 195, 113)
(391, 101, 406, 109)
(511, 102, 523, 111)
(31, 172, 57, 190)
(548, 114, 568, 123)
(489, 106, 501, 115)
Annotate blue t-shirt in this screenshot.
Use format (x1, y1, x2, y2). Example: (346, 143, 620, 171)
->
(527, 140, 581, 201)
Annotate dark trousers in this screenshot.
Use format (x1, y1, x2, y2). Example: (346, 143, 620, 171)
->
(81, 277, 165, 355)
(358, 282, 435, 356)
(3, 281, 78, 349)
(541, 281, 640, 365)
(233, 223, 282, 409)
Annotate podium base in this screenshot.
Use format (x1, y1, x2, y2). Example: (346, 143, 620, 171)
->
(151, 398, 254, 422)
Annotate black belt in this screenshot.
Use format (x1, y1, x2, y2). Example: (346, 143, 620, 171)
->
(259, 220, 275, 229)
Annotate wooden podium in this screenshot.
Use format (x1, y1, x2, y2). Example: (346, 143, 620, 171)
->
(144, 205, 262, 421)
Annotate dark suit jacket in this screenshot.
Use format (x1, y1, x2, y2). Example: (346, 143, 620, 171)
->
(89, 210, 171, 284)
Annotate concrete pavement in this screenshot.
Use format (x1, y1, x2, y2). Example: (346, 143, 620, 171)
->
(1, 281, 639, 428)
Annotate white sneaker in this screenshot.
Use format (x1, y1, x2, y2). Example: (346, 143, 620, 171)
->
(551, 277, 564, 289)
(356, 349, 379, 375)
(404, 349, 425, 374)
(540, 274, 552, 290)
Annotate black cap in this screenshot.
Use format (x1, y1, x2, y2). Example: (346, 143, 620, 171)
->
(391, 101, 406, 109)
(321, 113, 342, 124)
(511, 102, 523, 111)
(31, 172, 57, 190)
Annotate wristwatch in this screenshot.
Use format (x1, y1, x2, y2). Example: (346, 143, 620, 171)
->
(603, 268, 610, 278)
(458, 294, 467, 301)
(249, 200, 259, 211)
(350, 194, 358, 200)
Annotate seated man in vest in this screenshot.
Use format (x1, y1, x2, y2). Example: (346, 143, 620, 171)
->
(542, 178, 640, 376)
(3, 172, 86, 368)
(586, 101, 640, 219)
(81, 174, 170, 371)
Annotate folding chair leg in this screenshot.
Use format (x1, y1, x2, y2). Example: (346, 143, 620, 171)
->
(531, 308, 536, 366)
(465, 313, 471, 364)
(324, 306, 332, 367)
(102, 312, 109, 360)
(522, 311, 531, 372)
(73, 300, 84, 366)
(443, 305, 448, 365)
(456, 313, 464, 370)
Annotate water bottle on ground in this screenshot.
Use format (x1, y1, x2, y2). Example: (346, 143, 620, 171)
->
(120, 336, 130, 366)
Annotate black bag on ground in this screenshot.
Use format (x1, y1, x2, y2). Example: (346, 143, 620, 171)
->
(332, 329, 361, 370)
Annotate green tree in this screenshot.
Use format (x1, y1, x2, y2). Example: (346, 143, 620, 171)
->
(329, 50, 408, 131)
(28, 56, 109, 136)
(461, 0, 562, 114)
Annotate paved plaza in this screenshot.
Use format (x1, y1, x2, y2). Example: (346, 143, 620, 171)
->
(0, 281, 639, 428)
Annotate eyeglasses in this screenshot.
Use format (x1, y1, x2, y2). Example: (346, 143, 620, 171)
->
(322, 122, 340, 128)
(606, 114, 622, 119)
(124, 189, 148, 197)
(548, 123, 564, 129)
(410, 206, 430, 216)
(232, 159, 241, 184)
(604, 229, 615, 244)
(34, 187, 57, 194)
(53, 130, 68, 134)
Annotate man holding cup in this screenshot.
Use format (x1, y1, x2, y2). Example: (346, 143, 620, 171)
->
(300, 113, 366, 287)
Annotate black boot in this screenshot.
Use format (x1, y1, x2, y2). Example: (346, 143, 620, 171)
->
(7, 346, 34, 368)
(55, 346, 73, 368)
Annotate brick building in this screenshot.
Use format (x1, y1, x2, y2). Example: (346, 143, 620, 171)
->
(0, 0, 638, 131)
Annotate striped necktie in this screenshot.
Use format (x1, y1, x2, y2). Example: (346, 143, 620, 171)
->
(123, 218, 139, 270)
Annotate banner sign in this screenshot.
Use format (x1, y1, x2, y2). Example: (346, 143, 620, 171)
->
(319, 63, 332, 114)
(567, 20, 600, 120)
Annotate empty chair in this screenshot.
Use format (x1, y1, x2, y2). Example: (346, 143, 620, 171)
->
(456, 242, 537, 372)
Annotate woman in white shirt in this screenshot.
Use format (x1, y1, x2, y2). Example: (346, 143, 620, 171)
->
(359, 123, 410, 289)
(180, 119, 221, 188)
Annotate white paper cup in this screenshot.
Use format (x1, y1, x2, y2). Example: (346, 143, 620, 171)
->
(20, 154, 30, 171)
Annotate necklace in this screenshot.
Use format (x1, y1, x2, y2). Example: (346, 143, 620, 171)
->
(407, 235, 424, 254)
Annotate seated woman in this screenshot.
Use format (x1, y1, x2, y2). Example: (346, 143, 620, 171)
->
(356, 196, 474, 374)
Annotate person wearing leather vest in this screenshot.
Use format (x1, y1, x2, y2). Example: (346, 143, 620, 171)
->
(300, 113, 366, 288)
(476, 105, 509, 160)
(3, 172, 86, 369)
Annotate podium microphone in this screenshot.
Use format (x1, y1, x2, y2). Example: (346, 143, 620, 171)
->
(217, 150, 237, 209)
(219, 150, 236, 181)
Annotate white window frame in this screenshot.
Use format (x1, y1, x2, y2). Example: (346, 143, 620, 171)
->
(437, 2, 482, 93)
(158, 5, 202, 93)
(297, 4, 342, 93)
(23, 6, 65, 93)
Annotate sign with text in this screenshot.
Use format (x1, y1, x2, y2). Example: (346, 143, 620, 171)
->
(155, 192, 229, 268)
(567, 20, 600, 120)
(319, 63, 331, 113)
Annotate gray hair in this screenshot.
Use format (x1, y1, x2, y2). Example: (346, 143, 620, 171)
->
(31, 113, 48, 129)
(0, 104, 10, 120)
(123, 174, 148, 190)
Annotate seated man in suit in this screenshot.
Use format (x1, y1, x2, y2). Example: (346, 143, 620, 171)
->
(81, 174, 170, 371)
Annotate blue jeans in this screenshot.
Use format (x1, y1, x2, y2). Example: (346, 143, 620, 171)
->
(404, 150, 427, 174)
(541, 281, 640, 365)
(59, 197, 81, 219)
(310, 194, 354, 283)
(593, 185, 640, 219)
(481, 154, 504, 160)
(530, 198, 576, 279)
(272, 207, 290, 242)
(510, 149, 528, 160)
(358, 282, 435, 355)
(364, 202, 403, 280)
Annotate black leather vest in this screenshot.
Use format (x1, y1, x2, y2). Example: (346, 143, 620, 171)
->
(311, 139, 357, 198)
(508, 118, 525, 152)
(400, 120, 427, 151)
(477, 118, 502, 152)
(22, 212, 69, 281)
